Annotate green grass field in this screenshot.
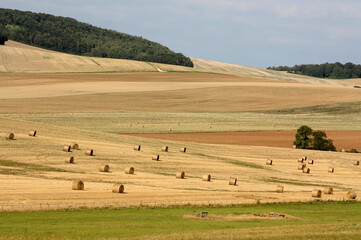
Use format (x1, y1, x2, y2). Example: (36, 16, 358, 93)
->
(2, 109, 361, 135)
(0, 201, 360, 240)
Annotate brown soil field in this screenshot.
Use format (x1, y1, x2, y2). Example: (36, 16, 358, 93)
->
(131, 131, 361, 151)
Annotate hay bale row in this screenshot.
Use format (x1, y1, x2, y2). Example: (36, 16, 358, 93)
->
(266, 159, 273, 165)
(72, 181, 125, 193)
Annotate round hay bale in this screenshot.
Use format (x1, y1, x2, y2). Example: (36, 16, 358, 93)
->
(229, 177, 237, 185)
(100, 165, 110, 172)
(29, 130, 37, 137)
(292, 145, 296, 149)
(298, 158, 304, 163)
(152, 154, 160, 161)
(72, 180, 84, 190)
(298, 164, 306, 170)
(328, 167, 334, 173)
(323, 187, 333, 195)
(134, 145, 141, 151)
(303, 168, 310, 174)
(308, 159, 314, 164)
(312, 189, 322, 198)
(71, 143, 79, 150)
(168, 128, 172, 132)
(266, 159, 273, 165)
(125, 167, 134, 174)
(65, 156, 74, 164)
(180, 147, 187, 153)
(176, 171, 185, 179)
(112, 184, 124, 193)
(341, 149, 346, 152)
(5, 133, 14, 140)
(162, 146, 168, 152)
(346, 191, 357, 200)
(63, 145, 71, 152)
(354, 161, 360, 166)
(85, 149, 93, 156)
(202, 174, 211, 182)
(276, 185, 284, 193)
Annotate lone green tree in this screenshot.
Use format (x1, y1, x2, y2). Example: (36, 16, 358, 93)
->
(312, 130, 336, 151)
(294, 125, 336, 151)
(294, 125, 313, 149)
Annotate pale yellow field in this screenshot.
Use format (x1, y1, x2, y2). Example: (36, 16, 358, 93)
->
(1, 117, 360, 210)
(0, 41, 360, 211)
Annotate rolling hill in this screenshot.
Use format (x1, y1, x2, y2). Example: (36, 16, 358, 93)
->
(0, 8, 193, 67)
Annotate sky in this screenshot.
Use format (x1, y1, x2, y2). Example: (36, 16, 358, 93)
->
(1, 0, 361, 68)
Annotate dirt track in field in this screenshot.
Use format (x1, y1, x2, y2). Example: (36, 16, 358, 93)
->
(131, 131, 361, 151)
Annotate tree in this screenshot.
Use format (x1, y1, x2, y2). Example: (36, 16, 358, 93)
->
(293, 125, 313, 149)
(312, 130, 336, 151)
(294, 125, 336, 151)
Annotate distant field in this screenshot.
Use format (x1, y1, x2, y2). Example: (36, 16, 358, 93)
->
(6, 112, 361, 134)
(0, 202, 360, 239)
(132, 130, 361, 151)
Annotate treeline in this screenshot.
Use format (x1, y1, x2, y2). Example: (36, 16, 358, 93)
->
(267, 62, 361, 79)
(0, 8, 193, 67)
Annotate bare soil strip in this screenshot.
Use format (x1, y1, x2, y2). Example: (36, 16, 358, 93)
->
(131, 131, 361, 151)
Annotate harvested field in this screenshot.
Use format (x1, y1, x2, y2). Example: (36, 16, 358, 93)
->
(1, 116, 361, 211)
(1, 83, 361, 113)
(132, 131, 361, 151)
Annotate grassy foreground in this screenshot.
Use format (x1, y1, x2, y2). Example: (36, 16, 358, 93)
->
(0, 201, 360, 240)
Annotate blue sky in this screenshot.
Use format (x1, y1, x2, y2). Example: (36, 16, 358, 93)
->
(1, 0, 361, 68)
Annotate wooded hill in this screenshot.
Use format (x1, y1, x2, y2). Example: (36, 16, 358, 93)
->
(268, 62, 361, 79)
(0, 8, 193, 67)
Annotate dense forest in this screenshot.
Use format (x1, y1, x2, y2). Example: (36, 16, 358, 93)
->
(0, 8, 193, 67)
(267, 62, 361, 79)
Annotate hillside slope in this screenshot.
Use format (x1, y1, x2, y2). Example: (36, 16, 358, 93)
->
(0, 41, 195, 73)
(191, 58, 354, 87)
